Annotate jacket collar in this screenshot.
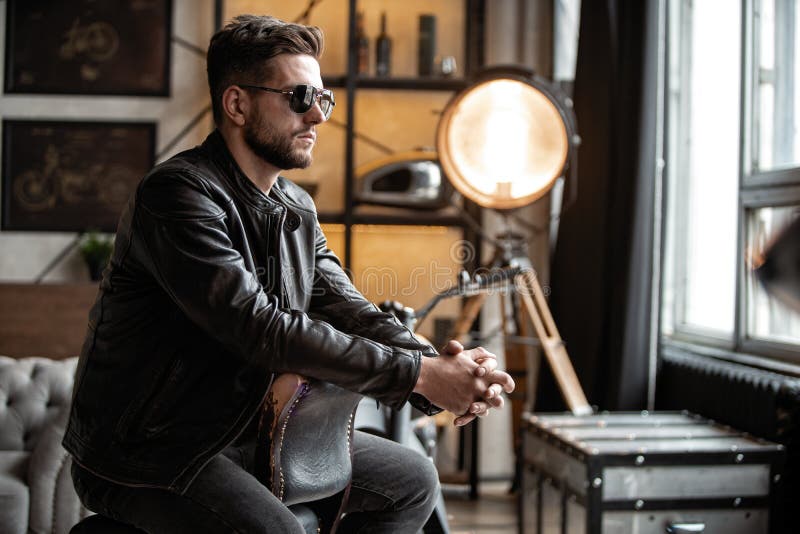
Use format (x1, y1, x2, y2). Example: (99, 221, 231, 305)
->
(203, 129, 285, 212)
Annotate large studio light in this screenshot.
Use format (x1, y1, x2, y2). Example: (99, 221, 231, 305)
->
(434, 67, 591, 416)
(436, 67, 578, 211)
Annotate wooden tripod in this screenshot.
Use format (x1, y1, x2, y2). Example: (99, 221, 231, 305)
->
(410, 244, 590, 496)
(446, 264, 591, 417)
(441, 257, 592, 496)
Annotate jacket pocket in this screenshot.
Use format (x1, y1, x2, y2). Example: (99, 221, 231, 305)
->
(114, 356, 182, 442)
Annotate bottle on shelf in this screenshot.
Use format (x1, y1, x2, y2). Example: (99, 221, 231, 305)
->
(356, 11, 369, 75)
(418, 14, 436, 76)
(375, 11, 391, 77)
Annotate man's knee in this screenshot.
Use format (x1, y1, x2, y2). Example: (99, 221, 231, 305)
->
(418, 456, 441, 496)
(351, 431, 441, 514)
(403, 453, 441, 511)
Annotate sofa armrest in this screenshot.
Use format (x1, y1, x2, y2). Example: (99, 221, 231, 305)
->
(0, 451, 30, 534)
(28, 407, 87, 534)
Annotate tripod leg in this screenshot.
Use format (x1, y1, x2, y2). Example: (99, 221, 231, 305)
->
(448, 292, 487, 341)
(515, 272, 592, 416)
(516, 300, 541, 413)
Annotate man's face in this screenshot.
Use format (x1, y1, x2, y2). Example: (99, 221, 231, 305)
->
(243, 54, 325, 170)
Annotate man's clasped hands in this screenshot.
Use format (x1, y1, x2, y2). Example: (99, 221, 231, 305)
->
(413, 340, 516, 426)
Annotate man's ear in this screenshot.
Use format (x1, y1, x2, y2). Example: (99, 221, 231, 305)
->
(221, 85, 249, 127)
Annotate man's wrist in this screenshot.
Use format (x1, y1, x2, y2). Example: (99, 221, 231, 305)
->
(413, 355, 432, 396)
(409, 392, 443, 416)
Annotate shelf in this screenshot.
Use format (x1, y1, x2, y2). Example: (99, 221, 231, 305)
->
(352, 204, 466, 227)
(352, 213, 465, 226)
(322, 75, 347, 88)
(317, 212, 345, 224)
(355, 77, 468, 91)
(326, 0, 485, 270)
(323, 75, 468, 92)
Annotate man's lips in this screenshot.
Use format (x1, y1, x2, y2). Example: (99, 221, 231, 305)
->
(296, 131, 316, 142)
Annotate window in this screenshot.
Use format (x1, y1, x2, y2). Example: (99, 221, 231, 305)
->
(753, 0, 800, 172)
(663, 0, 800, 365)
(745, 203, 800, 345)
(663, 0, 740, 341)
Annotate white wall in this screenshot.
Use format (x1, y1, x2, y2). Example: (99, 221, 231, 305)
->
(0, 0, 215, 282)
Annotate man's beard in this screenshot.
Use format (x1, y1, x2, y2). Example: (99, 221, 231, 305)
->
(243, 117, 313, 170)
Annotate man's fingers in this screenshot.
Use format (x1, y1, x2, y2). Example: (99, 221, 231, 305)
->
(455, 401, 489, 425)
(481, 384, 504, 409)
(487, 370, 516, 393)
(454, 413, 476, 426)
(443, 339, 463, 354)
(470, 346, 496, 361)
(485, 392, 504, 409)
(469, 346, 497, 377)
(474, 356, 498, 377)
(471, 401, 489, 415)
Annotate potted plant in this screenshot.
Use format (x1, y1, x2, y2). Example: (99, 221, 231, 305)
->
(79, 232, 114, 281)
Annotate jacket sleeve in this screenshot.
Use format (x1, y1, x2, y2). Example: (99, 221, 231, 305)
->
(134, 172, 421, 411)
(308, 220, 443, 415)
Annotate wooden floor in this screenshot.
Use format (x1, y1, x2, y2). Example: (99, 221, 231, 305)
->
(443, 482, 518, 534)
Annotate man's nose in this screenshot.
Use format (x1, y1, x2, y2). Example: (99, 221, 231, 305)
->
(304, 99, 325, 124)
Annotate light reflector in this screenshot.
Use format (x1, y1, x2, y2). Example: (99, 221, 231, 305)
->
(437, 76, 571, 210)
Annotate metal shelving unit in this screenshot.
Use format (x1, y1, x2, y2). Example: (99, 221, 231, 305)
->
(338, 0, 485, 270)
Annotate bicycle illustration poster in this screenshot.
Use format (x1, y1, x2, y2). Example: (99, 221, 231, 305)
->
(4, 0, 172, 95)
(2, 120, 155, 232)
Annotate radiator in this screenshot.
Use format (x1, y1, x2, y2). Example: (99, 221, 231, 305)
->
(656, 347, 800, 533)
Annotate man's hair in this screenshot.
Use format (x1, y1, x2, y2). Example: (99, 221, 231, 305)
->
(207, 15, 324, 125)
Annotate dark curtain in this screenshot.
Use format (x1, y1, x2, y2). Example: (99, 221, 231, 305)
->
(535, 0, 661, 411)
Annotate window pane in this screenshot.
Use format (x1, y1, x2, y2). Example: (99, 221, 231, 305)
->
(755, 0, 800, 171)
(664, 0, 740, 336)
(746, 206, 800, 343)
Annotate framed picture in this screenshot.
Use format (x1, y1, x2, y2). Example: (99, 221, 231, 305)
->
(1, 120, 156, 232)
(4, 0, 172, 96)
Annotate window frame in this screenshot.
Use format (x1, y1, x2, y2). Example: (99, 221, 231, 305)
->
(748, 0, 799, 178)
(664, 0, 741, 348)
(738, 187, 800, 362)
(662, 0, 800, 370)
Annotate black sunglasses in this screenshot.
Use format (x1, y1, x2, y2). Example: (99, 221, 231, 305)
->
(239, 84, 335, 120)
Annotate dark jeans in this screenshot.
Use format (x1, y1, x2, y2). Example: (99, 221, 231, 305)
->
(71, 431, 440, 533)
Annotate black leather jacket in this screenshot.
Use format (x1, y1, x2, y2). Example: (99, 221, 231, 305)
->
(63, 130, 438, 492)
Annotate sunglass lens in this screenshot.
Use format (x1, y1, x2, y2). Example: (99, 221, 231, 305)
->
(291, 85, 313, 113)
(319, 92, 334, 119)
(290, 85, 334, 119)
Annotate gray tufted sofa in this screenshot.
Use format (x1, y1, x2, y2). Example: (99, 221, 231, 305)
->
(0, 356, 88, 534)
(0, 354, 449, 533)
